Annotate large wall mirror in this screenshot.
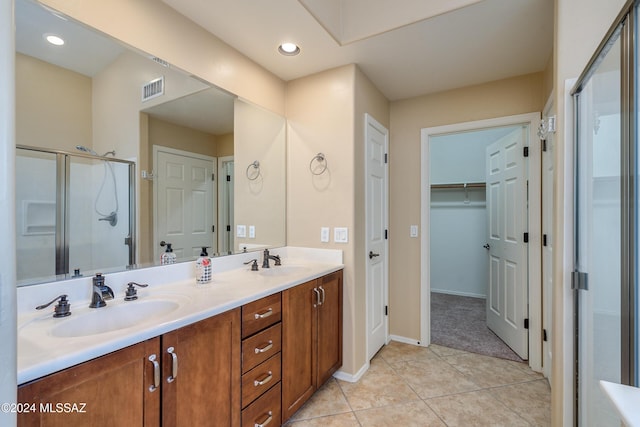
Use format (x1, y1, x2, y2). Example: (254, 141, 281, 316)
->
(15, 0, 286, 286)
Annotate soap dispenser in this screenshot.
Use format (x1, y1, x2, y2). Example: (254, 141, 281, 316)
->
(161, 243, 177, 265)
(195, 247, 212, 284)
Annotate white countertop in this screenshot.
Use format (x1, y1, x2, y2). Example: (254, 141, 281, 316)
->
(600, 381, 640, 427)
(17, 247, 343, 385)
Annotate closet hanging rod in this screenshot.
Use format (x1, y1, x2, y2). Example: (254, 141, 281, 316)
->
(430, 182, 486, 189)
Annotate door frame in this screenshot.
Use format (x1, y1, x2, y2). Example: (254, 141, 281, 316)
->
(152, 145, 217, 260)
(365, 113, 390, 360)
(217, 155, 234, 255)
(420, 112, 542, 371)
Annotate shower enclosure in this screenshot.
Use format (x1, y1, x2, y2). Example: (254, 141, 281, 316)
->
(16, 145, 135, 285)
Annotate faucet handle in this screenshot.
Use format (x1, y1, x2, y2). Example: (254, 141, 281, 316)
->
(36, 294, 72, 318)
(244, 259, 259, 271)
(125, 282, 148, 301)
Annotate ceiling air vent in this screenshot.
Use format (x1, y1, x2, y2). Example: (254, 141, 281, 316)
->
(151, 56, 170, 67)
(142, 76, 164, 102)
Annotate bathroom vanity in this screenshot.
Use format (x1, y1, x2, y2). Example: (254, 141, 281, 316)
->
(16, 248, 343, 427)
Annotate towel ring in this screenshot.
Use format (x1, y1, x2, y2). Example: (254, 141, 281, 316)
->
(246, 160, 261, 181)
(309, 153, 328, 175)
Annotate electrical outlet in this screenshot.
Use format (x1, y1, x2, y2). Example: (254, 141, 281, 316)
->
(249, 225, 255, 239)
(236, 225, 246, 238)
(321, 227, 330, 243)
(334, 227, 348, 243)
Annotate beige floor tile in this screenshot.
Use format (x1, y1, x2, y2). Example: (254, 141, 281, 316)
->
(445, 352, 541, 388)
(355, 400, 446, 427)
(286, 412, 361, 426)
(391, 357, 481, 398)
(338, 358, 420, 410)
(426, 389, 530, 427)
(377, 341, 438, 364)
(289, 379, 352, 421)
(428, 344, 469, 358)
(491, 379, 552, 426)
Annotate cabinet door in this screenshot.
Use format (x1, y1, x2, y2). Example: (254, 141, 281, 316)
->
(18, 338, 160, 427)
(317, 270, 343, 385)
(162, 308, 241, 427)
(281, 280, 317, 421)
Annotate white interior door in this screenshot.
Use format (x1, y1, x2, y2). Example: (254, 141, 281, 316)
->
(365, 114, 389, 360)
(217, 156, 234, 255)
(155, 147, 216, 260)
(485, 128, 528, 359)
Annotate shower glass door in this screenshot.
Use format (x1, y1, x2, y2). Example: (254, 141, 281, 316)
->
(574, 28, 622, 427)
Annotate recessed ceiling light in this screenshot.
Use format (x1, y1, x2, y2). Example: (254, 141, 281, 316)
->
(278, 42, 300, 56)
(44, 34, 65, 46)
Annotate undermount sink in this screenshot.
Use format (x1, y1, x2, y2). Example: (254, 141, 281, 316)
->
(50, 299, 180, 338)
(259, 265, 310, 277)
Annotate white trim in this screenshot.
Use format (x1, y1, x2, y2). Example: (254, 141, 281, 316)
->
(420, 112, 543, 372)
(334, 362, 370, 383)
(364, 113, 389, 361)
(431, 289, 486, 299)
(217, 155, 234, 255)
(388, 334, 421, 346)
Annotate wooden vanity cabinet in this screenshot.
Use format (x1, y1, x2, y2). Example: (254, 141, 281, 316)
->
(281, 270, 343, 422)
(18, 308, 241, 427)
(18, 338, 160, 427)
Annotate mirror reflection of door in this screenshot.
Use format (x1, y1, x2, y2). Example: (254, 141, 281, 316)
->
(154, 147, 216, 262)
(218, 157, 235, 255)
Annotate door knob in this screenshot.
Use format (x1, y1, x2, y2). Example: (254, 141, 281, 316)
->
(483, 244, 490, 250)
(369, 251, 380, 259)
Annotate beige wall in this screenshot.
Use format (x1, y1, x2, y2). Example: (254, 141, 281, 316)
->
(39, 0, 285, 116)
(388, 72, 544, 341)
(286, 64, 389, 376)
(217, 134, 234, 158)
(15, 53, 92, 152)
(234, 99, 286, 251)
(553, 0, 627, 425)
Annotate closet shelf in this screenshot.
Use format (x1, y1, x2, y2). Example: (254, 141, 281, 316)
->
(431, 182, 486, 190)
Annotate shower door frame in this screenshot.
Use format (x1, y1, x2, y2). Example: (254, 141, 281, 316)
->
(16, 145, 136, 278)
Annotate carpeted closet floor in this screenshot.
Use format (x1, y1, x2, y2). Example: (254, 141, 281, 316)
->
(430, 292, 524, 362)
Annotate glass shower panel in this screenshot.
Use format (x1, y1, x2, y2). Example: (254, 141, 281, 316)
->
(15, 149, 58, 284)
(575, 33, 622, 426)
(68, 156, 132, 276)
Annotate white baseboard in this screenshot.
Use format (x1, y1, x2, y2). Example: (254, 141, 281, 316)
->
(431, 289, 486, 299)
(389, 334, 424, 347)
(333, 361, 370, 383)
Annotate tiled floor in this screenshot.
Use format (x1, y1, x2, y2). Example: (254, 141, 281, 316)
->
(286, 341, 550, 426)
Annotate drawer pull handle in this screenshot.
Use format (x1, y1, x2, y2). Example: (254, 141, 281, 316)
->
(148, 354, 160, 392)
(255, 411, 273, 427)
(254, 371, 273, 387)
(254, 340, 273, 354)
(166, 346, 178, 383)
(254, 308, 273, 319)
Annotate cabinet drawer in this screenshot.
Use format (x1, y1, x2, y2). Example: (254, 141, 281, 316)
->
(242, 293, 282, 338)
(242, 382, 281, 427)
(242, 323, 282, 374)
(242, 354, 281, 408)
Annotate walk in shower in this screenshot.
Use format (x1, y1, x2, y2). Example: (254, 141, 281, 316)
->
(16, 145, 135, 285)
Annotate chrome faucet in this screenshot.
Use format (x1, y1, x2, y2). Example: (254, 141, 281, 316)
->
(89, 273, 114, 308)
(262, 249, 281, 268)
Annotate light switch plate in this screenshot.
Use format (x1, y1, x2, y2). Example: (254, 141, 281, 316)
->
(249, 225, 255, 239)
(410, 225, 419, 238)
(236, 225, 246, 238)
(334, 227, 348, 243)
(321, 227, 330, 243)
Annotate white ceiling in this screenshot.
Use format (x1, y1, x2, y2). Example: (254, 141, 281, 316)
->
(161, 0, 554, 101)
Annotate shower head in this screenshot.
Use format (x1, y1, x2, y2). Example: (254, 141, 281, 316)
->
(102, 150, 116, 157)
(75, 145, 98, 156)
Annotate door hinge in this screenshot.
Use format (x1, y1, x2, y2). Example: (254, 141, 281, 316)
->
(523, 232, 529, 243)
(212, 225, 215, 233)
(524, 318, 529, 329)
(543, 329, 548, 342)
(212, 173, 215, 181)
(543, 234, 548, 247)
(226, 175, 231, 182)
(384, 305, 388, 316)
(384, 229, 388, 240)
(384, 153, 388, 164)
(542, 140, 547, 152)
(523, 146, 529, 157)
(572, 271, 589, 290)
(226, 225, 231, 232)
